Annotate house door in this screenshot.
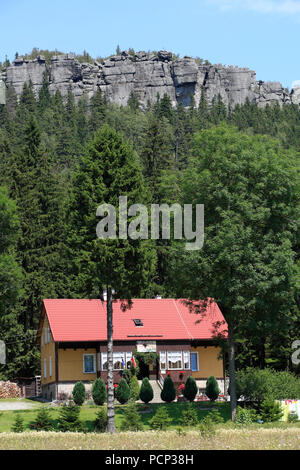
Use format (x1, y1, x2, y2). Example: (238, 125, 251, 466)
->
(190, 352, 198, 372)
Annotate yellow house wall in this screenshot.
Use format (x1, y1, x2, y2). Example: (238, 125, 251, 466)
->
(58, 348, 97, 382)
(40, 314, 55, 385)
(191, 346, 223, 379)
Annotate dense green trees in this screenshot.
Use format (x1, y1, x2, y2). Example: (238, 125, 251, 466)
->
(0, 73, 299, 423)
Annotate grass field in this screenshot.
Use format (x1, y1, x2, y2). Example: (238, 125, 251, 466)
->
(0, 400, 299, 449)
(0, 428, 299, 450)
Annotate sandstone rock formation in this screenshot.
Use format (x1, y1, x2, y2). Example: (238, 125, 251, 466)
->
(1, 50, 299, 108)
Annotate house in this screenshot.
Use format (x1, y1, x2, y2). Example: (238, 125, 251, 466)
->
(38, 298, 228, 400)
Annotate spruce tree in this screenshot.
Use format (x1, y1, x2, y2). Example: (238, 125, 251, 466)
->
(161, 376, 176, 403)
(115, 378, 130, 404)
(92, 378, 107, 405)
(70, 124, 156, 432)
(139, 377, 153, 403)
(72, 381, 86, 406)
(183, 376, 198, 402)
(205, 376, 220, 402)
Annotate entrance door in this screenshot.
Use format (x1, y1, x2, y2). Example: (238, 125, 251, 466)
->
(190, 352, 198, 372)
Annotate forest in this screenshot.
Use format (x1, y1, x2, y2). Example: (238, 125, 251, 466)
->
(0, 67, 299, 381)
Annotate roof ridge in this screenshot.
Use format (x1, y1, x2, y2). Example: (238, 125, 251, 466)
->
(172, 299, 194, 341)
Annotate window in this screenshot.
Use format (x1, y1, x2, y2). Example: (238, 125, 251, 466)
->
(97, 352, 101, 372)
(113, 352, 125, 370)
(83, 354, 96, 373)
(160, 351, 166, 370)
(49, 356, 52, 377)
(183, 351, 190, 370)
(44, 358, 47, 378)
(101, 353, 107, 370)
(190, 352, 198, 372)
(125, 352, 132, 369)
(48, 327, 51, 343)
(44, 328, 47, 345)
(168, 351, 182, 369)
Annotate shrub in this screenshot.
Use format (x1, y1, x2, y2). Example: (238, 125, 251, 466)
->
(11, 414, 24, 433)
(161, 376, 176, 403)
(259, 399, 283, 423)
(205, 376, 220, 402)
(198, 415, 216, 438)
(179, 403, 198, 426)
(129, 375, 140, 402)
(120, 402, 143, 431)
(33, 407, 52, 431)
(92, 378, 107, 405)
(288, 412, 299, 423)
(93, 407, 107, 432)
(235, 368, 300, 402)
(72, 381, 86, 406)
(139, 377, 153, 404)
(115, 378, 130, 404)
(57, 404, 84, 432)
(235, 406, 258, 427)
(208, 407, 224, 424)
(183, 376, 198, 402)
(149, 407, 172, 430)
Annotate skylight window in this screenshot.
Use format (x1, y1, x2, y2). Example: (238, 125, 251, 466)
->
(133, 319, 143, 327)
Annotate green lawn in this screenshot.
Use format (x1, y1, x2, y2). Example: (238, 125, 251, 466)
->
(0, 400, 299, 433)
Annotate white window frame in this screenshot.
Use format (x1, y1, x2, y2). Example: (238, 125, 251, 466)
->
(44, 358, 47, 378)
(125, 352, 133, 369)
(183, 351, 190, 370)
(101, 352, 107, 370)
(160, 351, 166, 371)
(167, 351, 183, 370)
(113, 352, 125, 371)
(49, 356, 52, 377)
(83, 353, 96, 374)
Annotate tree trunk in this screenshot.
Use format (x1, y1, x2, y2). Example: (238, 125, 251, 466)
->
(106, 286, 117, 433)
(228, 323, 237, 421)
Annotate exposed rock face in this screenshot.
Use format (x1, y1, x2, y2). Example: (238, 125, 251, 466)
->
(1, 51, 298, 108)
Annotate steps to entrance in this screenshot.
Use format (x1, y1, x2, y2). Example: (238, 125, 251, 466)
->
(138, 379, 163, 403)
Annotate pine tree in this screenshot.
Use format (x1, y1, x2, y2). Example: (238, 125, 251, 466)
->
(72, 381, 86, 406)
(115, 378, 130, 404)
(139, 377, 153, 403)
(205, 376, 220, 402)
(92, 378, 107, 405)
(183, 376, 198, 402)
(11, 414, 24, 432)
(120, 402, 143, 431)
(57, 404, 84, 432)
(70, 124, 156, 432)
(161, 376, 176, 403)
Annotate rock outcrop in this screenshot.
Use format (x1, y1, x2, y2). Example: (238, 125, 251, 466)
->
(1, 50, 299, 108)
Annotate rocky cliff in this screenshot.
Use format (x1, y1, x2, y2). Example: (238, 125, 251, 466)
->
(1, 50, 299, 108)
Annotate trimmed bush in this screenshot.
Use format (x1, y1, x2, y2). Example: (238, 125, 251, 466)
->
(161, 376, 176, 403)
(94, 407, 107, 432)
(205, 376, 220, 402)
(120, 403, 143, 431)
(57, 404, 84, 432)
(259, 399, 283, 423)
(11, 414, 24, 433)
(129, 375, 140, 402)
(115, 378, 130, 404)
(33, 407, 52, 431)
(92, 378, 107, 405)
(72, 381, 86, 406)
(139, 377, 153, 404)
(149, 407, 172, 430)
(183, 376, 198, 402)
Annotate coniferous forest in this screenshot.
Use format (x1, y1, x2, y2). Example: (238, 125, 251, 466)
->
(0, 59, 299, 380)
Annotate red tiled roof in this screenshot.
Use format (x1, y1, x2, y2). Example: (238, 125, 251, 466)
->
(42, 298, 227, 343)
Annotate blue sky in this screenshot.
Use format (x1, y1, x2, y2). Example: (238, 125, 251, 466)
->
(0, 0, 299, 89)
